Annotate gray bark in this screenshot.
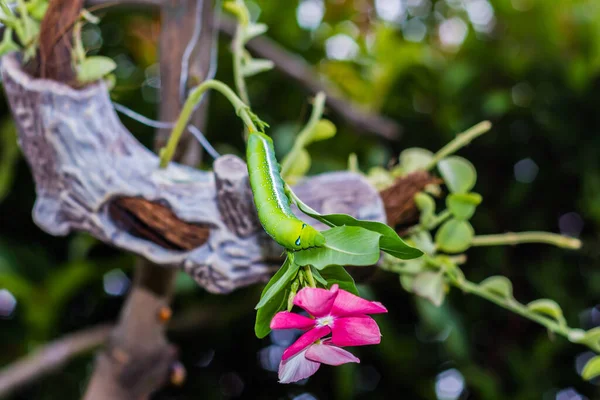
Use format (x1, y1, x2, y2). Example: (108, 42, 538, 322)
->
(1, 53, 386, 294)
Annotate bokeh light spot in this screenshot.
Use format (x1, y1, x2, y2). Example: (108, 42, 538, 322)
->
(297, 0, 324, 31)
(0, 289, 17, 318)
(514, 158, 539, 183)
(435, 368, 465, 400)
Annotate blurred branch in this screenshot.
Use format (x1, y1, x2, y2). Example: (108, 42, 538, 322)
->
(83, 1, 211, 398)
(0, 325, 112, 398)
(0, 298, 252, 398)
(83, 0, 402, 140)
(218, 16, 402, 141)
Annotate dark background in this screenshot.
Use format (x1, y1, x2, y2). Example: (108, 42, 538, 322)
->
(1, 0, 600, 399)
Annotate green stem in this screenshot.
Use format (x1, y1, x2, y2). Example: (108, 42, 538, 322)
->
(304, 265, 316, 288)
(449, 276, 600, 352)
(280, 92, 326, 178)
(408, 209, 452, 235)
(72, 21, 85, 65)
(232, 0, 250, 105)
(471, 232, 581, 250)
(425, 121, 492, 170)
(159, 79, 254, 168)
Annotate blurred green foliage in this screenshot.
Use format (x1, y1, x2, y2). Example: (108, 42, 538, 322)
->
(2, 0, 600, 399)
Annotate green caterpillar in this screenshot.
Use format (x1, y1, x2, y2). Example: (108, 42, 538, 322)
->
(247, 131, 325, 250)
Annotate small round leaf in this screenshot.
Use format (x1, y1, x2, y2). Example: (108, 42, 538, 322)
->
(77, 56, 117, 83)
(526, 299, 566, 326)
(446, 192, 482, 220)
(582, 355, 600, 380)
(412, 272, 446, 307)
(414, 192, 436, 227)
(399, 148, 434, 173)
(479, 276, 513, 299)
(435, 219, 474, 253)
(310, 119, 337, 142)
(438, 156, 477, 193)
(285, 148, 311, 181)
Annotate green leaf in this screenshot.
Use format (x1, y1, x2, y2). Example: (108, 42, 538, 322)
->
(399, 148, 434, 174)
(47, 261, 98, 307)
(438, 156, 477, 193)
(254, 257, 299, 338)
(526, 299, 566, 326)
(319, 265, 359, 295)
(255, 288, 288, 339)
(399, 274, 415, 293)
(76, 56, 117, 83)
(414, 192, 436, 227)
(479, 276, 513, 299)
(244, 23, 268, 41)
(294, 226, 382, 269)
(308, 119, 337, 143)
(310, 266, 328, 286)
(0, 28, 20, 56)
(446, 192, 482, 220)
(285, 148, 311, 180)
(224, 1, 249, 26)
(241, 58, 274, 77)
(412, 272, 446, 306)
(255, 256, 299, 309)
(387, 257, 426, 276)
(294, 200, 423, 260)
(435, 219, 474, 253)
(0, 119, 19, 203)
(410, 231, 435, 255)
(28, 0, 48, 20)
(582, 355, 600, 380)
(571, 327, 600, 347)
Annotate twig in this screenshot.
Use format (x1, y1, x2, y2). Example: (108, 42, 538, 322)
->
(471, 232, 582, 250)
(0, 325, 112, 397)
(83, 1, 212, 398)
(159, 78, 256, 168)
(280, 91, 326, 178)
(219, 16, 401, 141)
(449, 276, 599, 352)
(425, 121, 492, 170)
(0, 297, 254, 398)
(84, 0, 403, 140)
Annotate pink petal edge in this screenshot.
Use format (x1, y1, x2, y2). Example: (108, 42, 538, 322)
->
(270, 311, 315, 330)
(305, 343, 360, 366)
(293, 284, 339, 317)
(330, 316, 382, 347)
(281, 325, 330, 361)
(330, 289, 388, 317)
(278, 348, 320, 384)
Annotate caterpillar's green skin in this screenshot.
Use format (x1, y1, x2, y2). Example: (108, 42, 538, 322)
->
(247, 132, 325, 250)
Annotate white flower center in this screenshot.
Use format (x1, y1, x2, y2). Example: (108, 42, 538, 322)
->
(315, 315, 334, 327)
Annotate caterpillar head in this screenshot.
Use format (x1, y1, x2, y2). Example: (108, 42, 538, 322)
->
(295, 223, 326, 249)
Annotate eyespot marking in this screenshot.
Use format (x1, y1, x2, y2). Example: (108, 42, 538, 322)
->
(295, 236, 301, 246)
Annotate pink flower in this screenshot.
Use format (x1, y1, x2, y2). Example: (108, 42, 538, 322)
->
(270, 284, 387, 362)
(278, 339, 360, 384)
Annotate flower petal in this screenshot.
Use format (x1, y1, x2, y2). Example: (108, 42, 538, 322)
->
(293, 285, 339, 317)
(278, 348, 320, 384)
(282, 326, 330, 361)
(270, 311, 315, 330)
(331, 289, 388, 317)
(305, 343, 360, 366)
(331, 316, 381, 347)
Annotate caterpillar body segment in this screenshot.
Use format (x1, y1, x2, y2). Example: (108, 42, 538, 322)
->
(246, 132, 325, 250)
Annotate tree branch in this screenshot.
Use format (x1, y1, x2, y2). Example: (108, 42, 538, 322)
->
(221, 16, 401, 140)
(83, 1, 211, 398)
(84, 0, 402, 140)
(0, 325, 112, 398)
